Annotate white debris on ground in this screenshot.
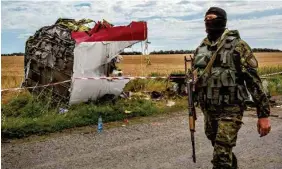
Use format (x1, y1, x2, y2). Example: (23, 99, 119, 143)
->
(166, 100, 176, 107)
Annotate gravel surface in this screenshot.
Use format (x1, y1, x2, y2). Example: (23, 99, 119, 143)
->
(2, 107, 282, 169)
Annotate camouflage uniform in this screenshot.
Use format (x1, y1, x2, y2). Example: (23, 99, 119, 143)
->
(193, 29, 270, 169)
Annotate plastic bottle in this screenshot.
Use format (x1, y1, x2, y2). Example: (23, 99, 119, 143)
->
(97, 115, 103, 133)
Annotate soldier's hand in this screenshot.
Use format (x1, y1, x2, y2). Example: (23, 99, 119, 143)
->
(257, 118, 271, 137)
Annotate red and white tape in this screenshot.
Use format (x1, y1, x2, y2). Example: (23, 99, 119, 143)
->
(72, 72, 282, 80)
(260, 71, 282, 77)
(3, 72, 280, 92)
(74, 76, 186, 80)
(1, 80, 71, 92)
(1, 76, 185, 92)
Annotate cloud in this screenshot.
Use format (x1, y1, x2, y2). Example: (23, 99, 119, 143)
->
(1, 0, 282, 53)
(8, 6, 28, 11)
(74, 2, 91, 8)
(177, 1, 191, 5)
(17, 33, 33, 39)
(134, 1, 157, 8)
(2, 1, 281, 30)
(228, 15, 282, 41)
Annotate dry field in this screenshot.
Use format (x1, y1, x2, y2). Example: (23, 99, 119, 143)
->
(118, 54, 189, 76)
(1, 56, 24, 89)
(1, 53, 282, 89)
(119, 52, 282, 76)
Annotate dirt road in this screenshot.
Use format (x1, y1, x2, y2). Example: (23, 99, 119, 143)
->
(2, 107, 282, 169)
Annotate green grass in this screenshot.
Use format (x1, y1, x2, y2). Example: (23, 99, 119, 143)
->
(170, 70, 185, 75)
(258, 66, 282, 96)
(1, 91, 187, 139)
(258, 65, 282, 75)
(148, 72, 166, 77)
(263, 75, 282, 96)
(2, 67, 281, 139)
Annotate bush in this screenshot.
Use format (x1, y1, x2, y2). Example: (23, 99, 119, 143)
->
(264, 75, 282, 96)
(2, 93, 50, 118)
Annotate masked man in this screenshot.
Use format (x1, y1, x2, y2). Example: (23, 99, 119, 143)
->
(192, 7, 271, 169)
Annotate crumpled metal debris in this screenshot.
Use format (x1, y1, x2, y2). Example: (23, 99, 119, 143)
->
(23, 18, 77, 103)
(23, 18, 103, 103)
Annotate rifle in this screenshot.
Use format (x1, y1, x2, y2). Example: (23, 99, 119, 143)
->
(184, 55, 197, 163)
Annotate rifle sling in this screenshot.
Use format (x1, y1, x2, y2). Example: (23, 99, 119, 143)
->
(197, 37, 227, 81)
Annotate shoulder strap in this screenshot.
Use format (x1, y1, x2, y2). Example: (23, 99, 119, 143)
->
(198, 35, 240, 81)
(199, 36, 228, 77)
(196, 35, 238, 83)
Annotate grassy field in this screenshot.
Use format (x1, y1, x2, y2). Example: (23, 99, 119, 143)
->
(2, 53, 282, 89)
(1, 53, 282, 138)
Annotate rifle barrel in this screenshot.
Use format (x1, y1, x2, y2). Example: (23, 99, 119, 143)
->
(191, 132, 196, 163)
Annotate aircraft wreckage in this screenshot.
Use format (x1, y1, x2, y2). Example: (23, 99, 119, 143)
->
(23, 18, 148, 104)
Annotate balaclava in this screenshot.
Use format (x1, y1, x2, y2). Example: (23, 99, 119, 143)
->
(205, 7, 227, 41)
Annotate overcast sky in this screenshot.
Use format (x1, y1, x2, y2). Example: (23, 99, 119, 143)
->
(1, 0, 282, 53)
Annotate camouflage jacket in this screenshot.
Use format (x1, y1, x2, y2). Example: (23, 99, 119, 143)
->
(193, 29, 270, 118)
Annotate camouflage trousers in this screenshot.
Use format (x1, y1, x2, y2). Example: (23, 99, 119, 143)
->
(202, 104, 244, 169)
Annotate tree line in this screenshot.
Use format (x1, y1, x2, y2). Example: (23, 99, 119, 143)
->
(120, 48, 281, 55)
(149, 48, 281, 54)
(252, 48, 281, 52)
(2, 52, 25, 56)
(1, 48, 281, 56)
(120, 51, 143, 55)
